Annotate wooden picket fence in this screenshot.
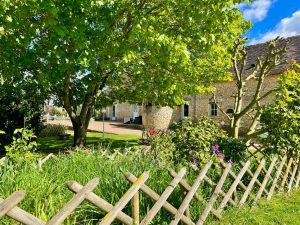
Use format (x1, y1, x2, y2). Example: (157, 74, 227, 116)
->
(1, 155, 299, 225)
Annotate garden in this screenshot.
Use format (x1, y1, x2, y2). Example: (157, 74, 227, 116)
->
(1, 0, 300, 224)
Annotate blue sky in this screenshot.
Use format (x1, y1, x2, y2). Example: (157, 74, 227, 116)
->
(238, 0, 300, 44)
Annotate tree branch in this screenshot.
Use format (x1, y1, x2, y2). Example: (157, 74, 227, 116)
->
(212, 94, 232, 120)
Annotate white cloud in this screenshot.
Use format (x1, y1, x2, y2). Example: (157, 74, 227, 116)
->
(250, 10, 300, 44)
(238, 0, 273, 22)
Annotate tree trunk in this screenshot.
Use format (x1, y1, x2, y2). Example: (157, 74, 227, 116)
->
(231, 118, 240, 139)
(71, 115, 92, 147)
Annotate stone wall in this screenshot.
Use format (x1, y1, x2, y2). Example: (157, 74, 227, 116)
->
(192, 75, 279, 131)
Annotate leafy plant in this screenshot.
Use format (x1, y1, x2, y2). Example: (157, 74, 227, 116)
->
(170, 117, 227, 166)
(259, 63, 300, 158)
(5, 128, 37, 164)
(217, 137, 247, 163)
(39, 124, 65, 137)
(0, 79, 46, 154)
(145, 129, 176, 163)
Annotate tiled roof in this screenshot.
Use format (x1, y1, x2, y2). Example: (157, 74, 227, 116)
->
(241, 35, 300, 76)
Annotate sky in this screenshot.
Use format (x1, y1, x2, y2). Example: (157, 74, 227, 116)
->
(238, 0, 300, 45)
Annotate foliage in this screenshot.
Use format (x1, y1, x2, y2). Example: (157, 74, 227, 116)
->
(4, 128, 37, 164)
(39, 124, 66, 137)
(0, 0, 250, 146)
(0, 78, 46, 154)
(145, 129, 176, 163)
(142, 118, 244, 167)
(217, 137, 247, 163)
(169, 117, 227, 166)
(259, 64, 300, 158)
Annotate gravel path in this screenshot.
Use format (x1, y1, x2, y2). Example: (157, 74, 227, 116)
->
(48, 119, 143, 136)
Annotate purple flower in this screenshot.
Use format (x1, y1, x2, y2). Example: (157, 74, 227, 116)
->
(212, 144, 219, 152)
(227, 159, 233, 165)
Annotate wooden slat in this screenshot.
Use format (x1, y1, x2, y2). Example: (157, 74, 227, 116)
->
(132, 193, 140, 225)
(0, 197, 45, 225)
(240, 160, 269, 195)
(196, 163, 231, 225)
(168, 170, 221, 219)
(180, 187, 191, 219)
(254, 158, 277, 204)
(100, 172, 149, 225)
(279, 155, 298, 182)
(140, 168, 186, 225)
(38, 153, 55, 169)
(125, 172, 195, 225)
(280, 158, 293, 191)
(239, 159, 265, 206)
(267, 156, 287, 200)
(295, 165, 300, 188)
(220, 161, 247, 191)
(67, 181, 133, 225)
(0, 191, 26, 217)
(288, 165, 298, 192)
(217, 161, 250, 214)
(203, 176, 236, 207)
(170, 162, 212, 225)
(47, 178, 99, 225)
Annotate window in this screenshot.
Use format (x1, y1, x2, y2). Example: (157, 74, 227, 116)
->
(210, 103, 217, 117)
(183, 104, 189, 117)
(112, 105, 116, 117)
(226, 108, 234, 114)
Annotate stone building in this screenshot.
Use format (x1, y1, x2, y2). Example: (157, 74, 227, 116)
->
(104, 35, 300, 130)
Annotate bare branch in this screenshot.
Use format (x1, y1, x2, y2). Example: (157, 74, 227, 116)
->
(212, 94, 232, 120)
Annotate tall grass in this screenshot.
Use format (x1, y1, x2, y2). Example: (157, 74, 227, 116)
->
(0, 152, 189, 224)
(0, 151, 260, 224)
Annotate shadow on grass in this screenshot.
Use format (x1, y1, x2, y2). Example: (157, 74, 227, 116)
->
(37, 132, 140, 154)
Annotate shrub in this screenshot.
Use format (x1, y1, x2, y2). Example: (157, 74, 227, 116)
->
(145, 129, 176, 162)
(170, 117, 227, 166)
(259, 64, 300, 158)
(142, 117, 227, 167)
(0, 80, 46, 154)
(39, 124, 66, 137)
(5, 128, 37, 164)
(217, 137, 247, 163)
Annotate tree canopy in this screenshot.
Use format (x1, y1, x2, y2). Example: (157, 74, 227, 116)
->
(0, 0, 250, 146)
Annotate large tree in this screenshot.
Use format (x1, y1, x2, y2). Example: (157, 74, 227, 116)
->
(0, 0, 249, 146)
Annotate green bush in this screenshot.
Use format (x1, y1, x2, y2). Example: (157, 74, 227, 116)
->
(5, 128, 37, 164)
(145, 129, 176, 162)
(218, 137, 247, 162)
(259, 64, 300, 158)
(39, 124, 65, 137)
(144, 117, 227, 167)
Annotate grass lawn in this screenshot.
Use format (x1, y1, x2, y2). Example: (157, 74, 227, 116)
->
(215, 190, 300, 225)
(37, 131, 141, 153)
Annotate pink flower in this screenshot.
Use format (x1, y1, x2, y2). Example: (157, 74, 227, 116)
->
(217, 152, 225, 159)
